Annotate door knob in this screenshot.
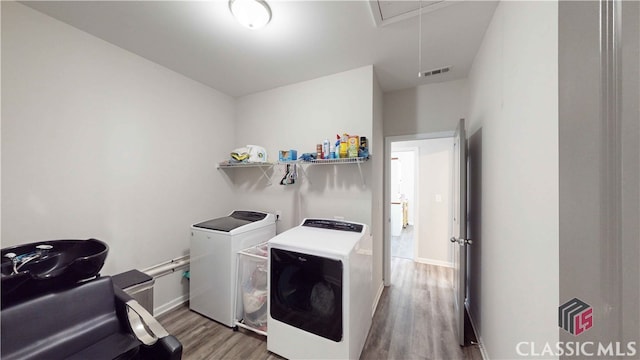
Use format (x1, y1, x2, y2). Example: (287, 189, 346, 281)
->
(450, 237, 473, 245)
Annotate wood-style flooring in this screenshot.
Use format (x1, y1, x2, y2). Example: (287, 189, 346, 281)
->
(157, 257, 482, 360)
(360, 258, 482, 360)
(391, 225, 414, 260)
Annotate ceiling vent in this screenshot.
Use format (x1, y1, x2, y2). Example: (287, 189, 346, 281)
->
(420, 66, 451, 78)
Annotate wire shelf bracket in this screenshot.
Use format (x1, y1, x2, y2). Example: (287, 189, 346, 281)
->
(217, 162, 274, 185)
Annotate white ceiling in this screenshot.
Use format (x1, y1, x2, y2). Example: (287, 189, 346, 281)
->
(22, 0, 498, 97)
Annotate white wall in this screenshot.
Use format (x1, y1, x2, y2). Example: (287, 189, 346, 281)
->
(384, 79, 468, 137)
(1, 2, 236, 314)
(231, 65, 382, 309)
(393, 139, 453, 267)
(233, 66, 373, 229)
(467, 1, 559, 358)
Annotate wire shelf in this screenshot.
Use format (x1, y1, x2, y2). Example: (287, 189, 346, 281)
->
(216, 156, 371, 186)
(301, 157, 369, 165)
(217, 162, 274, 185)
(217, 162, 274, 169)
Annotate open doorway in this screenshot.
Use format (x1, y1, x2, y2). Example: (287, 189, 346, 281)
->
(384, 132, 455, 285)
(390, 148, 417, 260)
(380, 131, 481, 351)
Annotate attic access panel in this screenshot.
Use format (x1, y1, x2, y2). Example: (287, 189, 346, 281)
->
(371, 0, 456, 26)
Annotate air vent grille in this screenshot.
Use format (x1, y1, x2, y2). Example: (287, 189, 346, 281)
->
(420, 66, 451, 78)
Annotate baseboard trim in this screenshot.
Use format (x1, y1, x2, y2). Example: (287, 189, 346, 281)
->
(372, 281, 385, 317)
(154, 294, 188, 317)
(414, 257, 453, 268)
(465, 302, 488, 360)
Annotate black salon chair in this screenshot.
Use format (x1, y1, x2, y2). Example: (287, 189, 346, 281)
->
(1, 276, 182, 360)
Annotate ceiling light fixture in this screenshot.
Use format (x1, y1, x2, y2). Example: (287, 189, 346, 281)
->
(229, 0, 272, 30)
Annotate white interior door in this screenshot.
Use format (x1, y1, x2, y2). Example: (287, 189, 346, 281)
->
(451, 118, 469, 346)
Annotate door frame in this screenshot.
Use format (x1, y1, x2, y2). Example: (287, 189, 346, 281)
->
(384, 131, 453, 286)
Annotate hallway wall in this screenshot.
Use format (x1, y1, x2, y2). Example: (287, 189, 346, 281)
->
(467, 1, 559, 358)
(384, 79, 468, 137)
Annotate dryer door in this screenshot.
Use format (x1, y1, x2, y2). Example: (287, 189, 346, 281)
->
(270, 248, 343, 342)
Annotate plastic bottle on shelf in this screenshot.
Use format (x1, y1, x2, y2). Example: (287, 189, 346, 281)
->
(339, 133, 348, 159)
(359, 136, 369, 158)
(322, 139, 330, 160)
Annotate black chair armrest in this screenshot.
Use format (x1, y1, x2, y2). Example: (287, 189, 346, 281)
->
(113, 286, 134, 327)
(114, 284, 168, 342)
(125, 300, 169, 344)
(114, 286, 134, 303)
(140, 335, 183, 360)
(112, 284, 182, 359)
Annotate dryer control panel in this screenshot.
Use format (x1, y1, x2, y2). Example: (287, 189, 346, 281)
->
(301, 219, 363, 233)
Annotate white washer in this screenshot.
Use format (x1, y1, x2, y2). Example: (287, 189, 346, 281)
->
(190, 210, 276, 327)
(267, 219, 372, 360)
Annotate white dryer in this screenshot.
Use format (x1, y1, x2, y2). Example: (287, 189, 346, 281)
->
(190, 210, 276, 327)
(267, 219, 372, 359)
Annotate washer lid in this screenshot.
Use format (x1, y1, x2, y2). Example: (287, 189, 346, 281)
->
(193, 211, 268, 232)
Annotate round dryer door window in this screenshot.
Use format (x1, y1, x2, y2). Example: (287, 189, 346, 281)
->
(270, 248, 343, 342)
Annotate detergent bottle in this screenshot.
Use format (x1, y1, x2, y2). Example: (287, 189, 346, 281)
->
(339, 133, 348, 159)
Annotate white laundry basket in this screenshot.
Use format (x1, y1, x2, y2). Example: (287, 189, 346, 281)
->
(235, 242, 268, 336)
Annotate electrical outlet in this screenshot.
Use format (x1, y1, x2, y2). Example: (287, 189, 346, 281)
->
(275, 210, 282, 220)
